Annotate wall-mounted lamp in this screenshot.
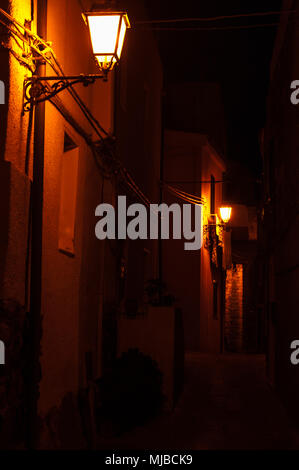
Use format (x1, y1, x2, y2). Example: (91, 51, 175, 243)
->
(84, 11, 130, 73)
(204, 207, 232, 265)
(23, 10, 130, 113)
(219, 207, 232, 224)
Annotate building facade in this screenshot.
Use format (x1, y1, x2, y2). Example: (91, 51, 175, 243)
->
(262, 0, 299, 418)
(162, 130, 227, 353)
(0, 0, 162, 448)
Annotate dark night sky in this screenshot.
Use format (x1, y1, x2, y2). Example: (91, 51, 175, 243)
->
(144, 0, 282, 175)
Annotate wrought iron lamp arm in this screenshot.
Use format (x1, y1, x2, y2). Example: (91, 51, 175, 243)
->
(23, 74, 106, 113)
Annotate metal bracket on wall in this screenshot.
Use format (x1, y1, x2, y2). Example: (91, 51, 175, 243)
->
(23, 74, 106, 114)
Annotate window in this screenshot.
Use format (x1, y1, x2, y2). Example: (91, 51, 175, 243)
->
(58, 133, 79, 256)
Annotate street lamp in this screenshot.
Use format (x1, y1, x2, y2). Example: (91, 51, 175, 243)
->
(204, 207, 232, 260)
(23, 10, 130, 113)
(85, 11, 130, 73)
(219, 207, 232, 224)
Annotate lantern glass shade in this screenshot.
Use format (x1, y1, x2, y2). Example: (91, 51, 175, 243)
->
(220, 207, 232, 223)
(86, 12, 130, 72)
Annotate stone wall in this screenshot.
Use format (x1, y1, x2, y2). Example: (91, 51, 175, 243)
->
(224, 257, 260, 353)
(224, 265, 243, 352)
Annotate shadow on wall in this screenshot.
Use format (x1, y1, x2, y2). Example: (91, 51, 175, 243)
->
(0, 162, 10, 300)
(0, 300, 26, 449)
(0, 11, 16, 301)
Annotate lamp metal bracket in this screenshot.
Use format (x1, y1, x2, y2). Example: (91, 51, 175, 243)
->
(23, 73, 106, 113)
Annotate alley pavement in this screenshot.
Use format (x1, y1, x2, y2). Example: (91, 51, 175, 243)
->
(97, 353, 299, 450)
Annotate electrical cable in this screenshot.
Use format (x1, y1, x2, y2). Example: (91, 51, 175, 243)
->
(0, 17, 28, 43)
(50, 90, 152, 205)
(164, 184, 206, 203)
(168, 192, 203, 206)
(135, 10, 295, 24)
(0, 7, 173, 209)
(140, 23, 280, 32)
(47, 57, 108, 143)
(0, 7, 110, 142)
(49, 94, 112, 178)
(165, 185, 206, 206)
(167, 191, 204, 205)
(165, 179, 224, 184)
(167, 185, 206, 202)
(50, 54, 110, 138)
(0, 7, 51, 49)
(0, 41, 35, 71)
(120, 167, 151, 207)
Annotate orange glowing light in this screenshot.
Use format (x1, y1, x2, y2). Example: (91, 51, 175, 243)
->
(85, 12, 130, 72)
(220, 207, 232, 223)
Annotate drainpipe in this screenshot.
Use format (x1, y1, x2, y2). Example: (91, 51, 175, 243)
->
(27, 0, 47, 449)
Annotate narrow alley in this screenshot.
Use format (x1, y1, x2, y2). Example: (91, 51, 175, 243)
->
(1, 0, 299, 454)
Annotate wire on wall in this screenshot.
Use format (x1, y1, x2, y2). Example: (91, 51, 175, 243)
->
(140, 23, 280, 32)
(1, 7, 235, 209)
(164, 184, 206, 206)
(0, 7, 110, 141)
(134, 10, 295, 24)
